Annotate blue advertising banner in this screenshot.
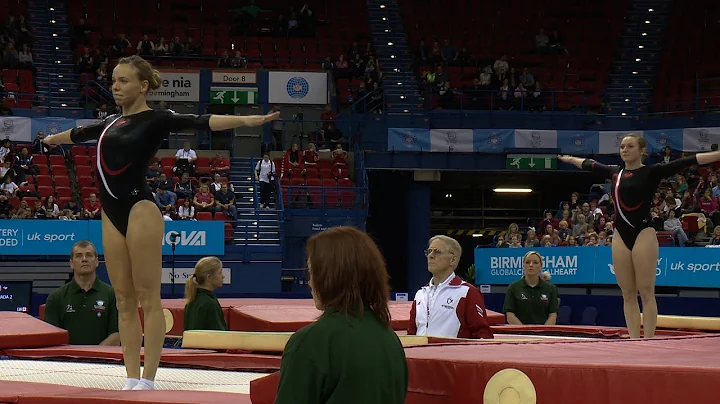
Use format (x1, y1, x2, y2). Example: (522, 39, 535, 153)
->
(0, 220, 225, 256)
(387, 128, 431, 151)
(475, 246, 720, 288)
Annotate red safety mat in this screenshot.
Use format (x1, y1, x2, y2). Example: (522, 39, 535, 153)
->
(251, 335, 720, 404)
(5, 346, 283, 372)
(0, 380, 251, 404)
(491, 324, 704, 338)
(0, 312, 68, 350)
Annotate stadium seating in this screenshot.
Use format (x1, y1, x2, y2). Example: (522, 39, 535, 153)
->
(653, 0, 719, 114)
(67, 0, 369, 69)
(403, 0, 627, 110)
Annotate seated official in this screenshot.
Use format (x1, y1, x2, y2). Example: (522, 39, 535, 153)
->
(44, 240, 120, 345)
(408, 235, 493, 339)
(503, 251, 559, 325)
(184, 256, 227, 331)
(275, 227, 408, 404)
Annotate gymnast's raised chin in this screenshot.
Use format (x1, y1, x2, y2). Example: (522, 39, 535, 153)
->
(42, 54, 279, 390)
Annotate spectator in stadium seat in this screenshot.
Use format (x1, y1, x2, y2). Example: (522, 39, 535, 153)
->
(503, 251, 559, 326)
(495, 234, 508, 248)
(664, 210, 690, 246)
(13, 147, 35, 184)
(585, 232, 599, 246)
(232, 51, 247, 68)
(146, 161, 161, 184)
(0, 139, 11, 163)
(210, 173, 233, 194)
(493, 55, 509, 76)
(440, 39, 456, 65)
(698, 188, 718, 219)
(44, 196, 59, 219)
(303, 142, 319, 167)
(535, 28, 549, 51)
(193, 184, 215, 213)
(96, 103, 109, 119)
(155, 186, 177, 214)
(83, 193, 101, 220)
(63, 199, 82, 219)
(214, 183, 237, 221)
(320, 104, 336, 131)
(335, 54, 349, 78)
(210, 153, 230, 176)
(18, 44, 34, 73)
(175, 141, 197, 176)
(540, 212, 559, 230)
(184, 37, 199, 55)
(498, 79, 512, 109)
(153, 37, 168, 55)
(0, 194, 9, 218)
(44, 241, 120, 346)
(572, 214, 588, 244)
(174, 172, 195, 200)
(136, 35, 154, 56)
(557, 220, 571, 241)
(566, 235, 579, 246)
(0, 175, 18, 197)
(75, 47, 94, 74)
(2, 42, 19, 68)
(154, 173, 175, 195)
(1, 160, 13, 182)
(177, 199, 195, 220)
(525, 229, 540, 247)
(112, 33, 131, 56)
(549, 29, 568, 54)
(32, 199, 45, 219)
(332, 143, 348, 167)
(350, 53, 365, 79)
(409, 235, 493, 339)
(170, 37, 184, 56)
(12, 200, 31, 219)
(594, 216, 608, 234)
(217, 50, 232, 68)
(508, 234, 522, 248)
(710, 226, 720, 245)
(321, 56, 334, 71)
(282, 143, 305, 178)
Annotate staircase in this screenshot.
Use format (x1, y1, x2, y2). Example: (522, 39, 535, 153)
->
(605, 0, 673, 116)
(26, 0, 82, 110)
(229, 157, 283, 246)
(365, 0, 424, 115)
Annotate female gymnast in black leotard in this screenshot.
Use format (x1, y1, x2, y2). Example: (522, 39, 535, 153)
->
(43, 55, 279, 390)
(559, 134, 720, 339)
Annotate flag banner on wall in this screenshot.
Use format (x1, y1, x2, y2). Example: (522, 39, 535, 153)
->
(557, 130, 600, 154)
(430, 129, 474, 152)
(474, 129, 515, 152)
(643, 129, 684, 153)
(388, 127, 720, 154)
(268, 71, 328, 105)
(31, 117, 77, 139)
(513, 129, 558, 149)
(387, 128, 431, 151)
(598, 130, 637, 154)
(683, 128, 720, 152)
(0, 116, 32, 141)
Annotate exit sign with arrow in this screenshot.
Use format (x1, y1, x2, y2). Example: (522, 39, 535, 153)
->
(210, 87, 259, 105)
(505, 154, 558, 170)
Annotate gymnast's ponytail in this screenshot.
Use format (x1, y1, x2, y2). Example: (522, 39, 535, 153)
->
(184, 256, 223, 304)
(117, 55, 163, 92)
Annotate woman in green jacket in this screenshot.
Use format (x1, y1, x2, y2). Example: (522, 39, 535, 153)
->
(275, 226, 408, 404)
(184, 256, 227, 331)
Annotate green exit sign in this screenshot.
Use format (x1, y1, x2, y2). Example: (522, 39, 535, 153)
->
(210, 87, 259, 105)
(505, 154, 557, 170)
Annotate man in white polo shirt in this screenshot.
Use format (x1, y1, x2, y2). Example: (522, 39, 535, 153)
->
(408, 235, 493, 339)
(175, 141, 197, 176)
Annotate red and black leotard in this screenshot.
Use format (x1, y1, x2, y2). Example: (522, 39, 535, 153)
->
(70, 109, 211, 236)
(581, 156, 698, 249)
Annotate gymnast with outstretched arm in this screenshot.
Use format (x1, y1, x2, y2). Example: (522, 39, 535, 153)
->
(558, 133, 720, 338)
(42, 55, 279, 390)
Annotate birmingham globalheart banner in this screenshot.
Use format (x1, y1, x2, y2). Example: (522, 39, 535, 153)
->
(388, 128, 716, 154)
(475, 246, 720, 288)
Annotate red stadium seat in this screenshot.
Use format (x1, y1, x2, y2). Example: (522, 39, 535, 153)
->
(54, 177, 70, 188)
(196, 212, 213, 221)
(35, 175, 52, 187)
(74, 155, 91, 166)
(49, 155, 65, 166)
(76, 176, 94, 188)
(71, 146, 87, 157)
(51, 165, 68, 177)
(75, 166, 92, 177)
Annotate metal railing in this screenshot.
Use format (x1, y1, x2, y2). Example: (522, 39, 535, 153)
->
(279, 185, 367, 210)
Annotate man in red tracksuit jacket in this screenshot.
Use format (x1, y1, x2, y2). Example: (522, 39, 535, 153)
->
(408, 235, 493, 339)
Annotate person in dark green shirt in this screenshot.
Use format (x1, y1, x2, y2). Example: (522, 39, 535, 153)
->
(44, 240, 120, 346)
(275, 226, 408, 404)
(184, 256, 227, 331)
(503, 251, 559, 325)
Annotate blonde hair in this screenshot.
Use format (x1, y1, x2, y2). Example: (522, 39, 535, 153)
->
(522, 251, 552, 281)
(117, 55, 162, 91)
(184, 256, 223, 304)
